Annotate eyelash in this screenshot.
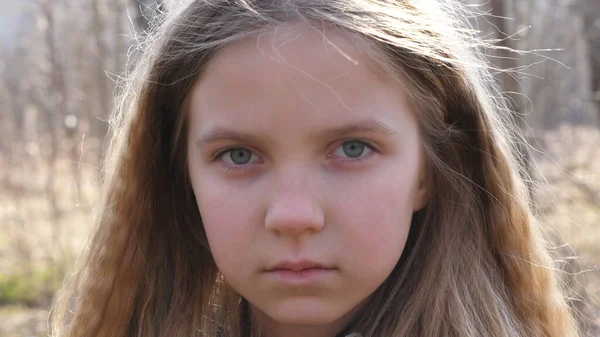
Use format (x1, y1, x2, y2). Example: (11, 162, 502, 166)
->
(212, 139, 377, 171)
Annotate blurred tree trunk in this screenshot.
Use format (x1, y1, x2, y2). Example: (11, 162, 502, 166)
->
(489, 0, 523, 114)
(40, 0, 67, 286)
(0, 68, 14, 189)
(488, 0, 535, 201)
(68, 7, 90, 205)
(577, 0, 600, 118)
(92, 0, 111, 165)
(41, 0, 64, 231)
(114, 0, 124, 75)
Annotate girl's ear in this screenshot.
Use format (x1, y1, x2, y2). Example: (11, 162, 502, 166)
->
(412, 163, 431, 212)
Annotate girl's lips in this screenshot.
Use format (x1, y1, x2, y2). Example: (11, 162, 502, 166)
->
(266, 267, 335, 285)
(267, 259, 330, 271)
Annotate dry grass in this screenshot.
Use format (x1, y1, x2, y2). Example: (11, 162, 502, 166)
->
(534, 126, 600, 335)
(0, 126, 598, 337)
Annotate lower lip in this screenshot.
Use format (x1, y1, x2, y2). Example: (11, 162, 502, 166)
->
(267, 268, 334, 285)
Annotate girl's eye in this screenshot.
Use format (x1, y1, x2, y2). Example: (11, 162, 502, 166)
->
(218, 148, 260, 165)
(332, 140, 373, 159)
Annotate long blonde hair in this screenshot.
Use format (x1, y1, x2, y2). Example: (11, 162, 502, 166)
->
(51, 1, 578, 336)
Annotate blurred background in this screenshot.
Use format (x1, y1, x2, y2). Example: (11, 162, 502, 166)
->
(0, 0, 598, 336)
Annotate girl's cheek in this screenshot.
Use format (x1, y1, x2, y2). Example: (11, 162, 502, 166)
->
(326, 158, 417, 227)
(196, 185, 259, 266)
(188, 160, 257, 231)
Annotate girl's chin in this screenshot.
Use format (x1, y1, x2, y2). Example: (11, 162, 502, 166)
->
(260, 307, 344, 325)
(251, 300, 362, 328)
(268, 313, 339, 326)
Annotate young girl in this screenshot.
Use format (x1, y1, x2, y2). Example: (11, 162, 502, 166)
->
(51, 1, 579, 336)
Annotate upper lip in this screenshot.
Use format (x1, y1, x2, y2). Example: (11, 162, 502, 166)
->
(268, 260, 330, 271)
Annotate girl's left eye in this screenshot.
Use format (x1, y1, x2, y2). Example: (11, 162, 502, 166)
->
(331, 140, 374, 159)
(218, 148, 261, 165)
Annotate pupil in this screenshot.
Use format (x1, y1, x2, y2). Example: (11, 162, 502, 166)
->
(343, 141, 364, 158)
(231, 149, 251, 164)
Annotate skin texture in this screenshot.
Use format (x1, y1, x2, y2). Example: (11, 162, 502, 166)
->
(186, 23, 429, 337)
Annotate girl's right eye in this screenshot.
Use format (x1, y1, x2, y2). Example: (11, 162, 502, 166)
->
(216, 148, 261, 166)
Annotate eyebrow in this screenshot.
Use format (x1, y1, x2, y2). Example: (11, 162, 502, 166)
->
(194, 119, 398, 149)
(313, 119, 398, 139)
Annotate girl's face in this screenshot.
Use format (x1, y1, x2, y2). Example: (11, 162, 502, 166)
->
(187, 23, 429, 337)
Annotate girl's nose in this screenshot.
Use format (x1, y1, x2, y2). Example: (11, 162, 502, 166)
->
(264, 195, 325, 236)
(264, 172, 325, 236)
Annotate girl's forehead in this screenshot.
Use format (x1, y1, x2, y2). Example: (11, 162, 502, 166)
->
(202, 22, 377, 84)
